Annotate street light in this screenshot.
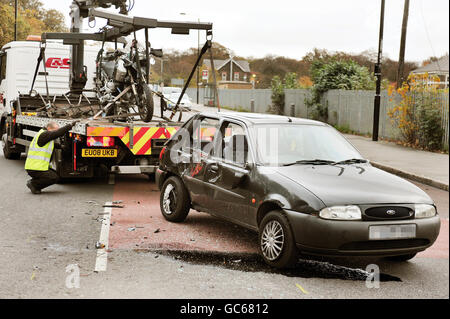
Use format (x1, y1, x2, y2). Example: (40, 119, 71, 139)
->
(180, 12, 201, 105)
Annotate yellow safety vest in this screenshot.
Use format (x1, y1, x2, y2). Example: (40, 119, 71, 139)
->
(25, 129, 55, 171)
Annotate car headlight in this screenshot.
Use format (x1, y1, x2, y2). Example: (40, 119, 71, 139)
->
(319, 206, 362, 221)
(415, 204, 437, 219)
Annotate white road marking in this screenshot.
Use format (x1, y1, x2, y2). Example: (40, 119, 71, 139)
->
(108, 174, 115, 185)
(94, 203, 112, 272)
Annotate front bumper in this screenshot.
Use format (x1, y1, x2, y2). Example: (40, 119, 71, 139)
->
(285, 210, 441, 257)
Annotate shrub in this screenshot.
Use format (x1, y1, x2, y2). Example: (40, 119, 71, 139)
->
(388, 73, 445, 151)
(305, 59, 377, 122)
(269, 73, 299, 115)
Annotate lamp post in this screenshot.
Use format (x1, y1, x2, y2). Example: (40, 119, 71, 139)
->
(373, 0, 385, 142)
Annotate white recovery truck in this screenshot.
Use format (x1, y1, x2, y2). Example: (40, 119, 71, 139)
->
(0, 0, 216, 179)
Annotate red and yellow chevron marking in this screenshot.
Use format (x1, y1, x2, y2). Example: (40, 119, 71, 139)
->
(199, 127, 218, 142)
(120, 127, 178, 155)
(87, 127, 127, 137)
(87, 126, 178, 155)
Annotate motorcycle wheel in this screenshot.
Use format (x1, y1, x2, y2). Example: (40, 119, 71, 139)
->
(136, 84, 154, 123)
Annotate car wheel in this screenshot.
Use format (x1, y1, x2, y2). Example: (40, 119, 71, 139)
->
(160, 176, 190, 223)
(1, 129, 21, 160)
(386, 253, 417, 262)
(259, 211, 299, 269)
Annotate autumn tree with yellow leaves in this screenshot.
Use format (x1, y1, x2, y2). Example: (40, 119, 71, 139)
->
(388, 73, 447, 151)
(0, 0, 67, 48)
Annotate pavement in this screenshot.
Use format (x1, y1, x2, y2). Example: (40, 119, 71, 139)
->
(345, 134, 449, 191)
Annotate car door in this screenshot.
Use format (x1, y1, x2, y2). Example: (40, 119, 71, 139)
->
(202, 121, 254, 225)
(180, 116, 220, 208)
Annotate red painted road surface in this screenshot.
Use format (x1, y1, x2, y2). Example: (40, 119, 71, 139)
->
(109, 175, 258, 253)
(109, 175, 448, 259)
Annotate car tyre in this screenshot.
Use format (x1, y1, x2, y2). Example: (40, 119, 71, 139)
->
(2, 129, 21, 160)
(160, 176, 190, 223)
(386, 253, 417, 262)
(259, 211, 299, 269)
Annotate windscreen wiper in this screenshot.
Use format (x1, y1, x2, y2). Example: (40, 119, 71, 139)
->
(332, 159, 368, 166)
(283, 159, 336, 167)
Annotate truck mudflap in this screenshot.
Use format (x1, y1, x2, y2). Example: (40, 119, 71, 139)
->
(87, 126, 178, 155)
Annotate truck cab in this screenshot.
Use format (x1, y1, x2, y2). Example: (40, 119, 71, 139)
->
(0, 39, 100, 114)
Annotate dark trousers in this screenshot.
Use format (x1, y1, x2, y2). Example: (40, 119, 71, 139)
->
(27, 169, 59, 191)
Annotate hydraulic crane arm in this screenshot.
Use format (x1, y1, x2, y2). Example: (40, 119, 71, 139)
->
(42, 1, 213, 95)
(88, 8, 213, 41)
(68, 1, 130, 92)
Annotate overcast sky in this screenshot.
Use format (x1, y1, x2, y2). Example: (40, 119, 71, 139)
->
(41, 0, 449, 63)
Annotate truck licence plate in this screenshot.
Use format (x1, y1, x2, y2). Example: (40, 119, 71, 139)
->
(369, 225, 416, 240)
(82, 149, 117, 158)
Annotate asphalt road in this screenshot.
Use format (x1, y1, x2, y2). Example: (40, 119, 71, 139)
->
(0, 149, 448, 299)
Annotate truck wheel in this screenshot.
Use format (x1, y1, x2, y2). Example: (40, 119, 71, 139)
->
(386, 253, 417, 262)
(259, 211, 299, 269)
(1, 129, 21, 160)
(160, 176, 190, 223)
(137, 85, 154, 123)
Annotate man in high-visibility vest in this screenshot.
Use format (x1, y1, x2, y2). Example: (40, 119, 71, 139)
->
(25, 121, 78, 194)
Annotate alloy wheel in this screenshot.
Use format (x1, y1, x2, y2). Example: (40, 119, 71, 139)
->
(162, 184, 176, 215)
(261, 220, 285, 261)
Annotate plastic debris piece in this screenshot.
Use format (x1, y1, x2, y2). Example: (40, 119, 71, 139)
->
(128, 227, 136, 232)
(95, 242, 105, 249)
(103, 204, 124, 208)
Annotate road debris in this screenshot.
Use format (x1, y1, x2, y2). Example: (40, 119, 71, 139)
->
(86, 200, 100, 206)
(103, 204, 124, 208)
(128, 227, 136, 232)
(296, 283, 310, 295)
(154, 228, 161, 234)
(95, 242, 106, 249)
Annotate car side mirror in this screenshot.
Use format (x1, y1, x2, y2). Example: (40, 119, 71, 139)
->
(244, 162, 253, 171)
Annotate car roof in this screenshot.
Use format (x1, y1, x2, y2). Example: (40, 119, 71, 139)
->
(198, 112, 327, 126)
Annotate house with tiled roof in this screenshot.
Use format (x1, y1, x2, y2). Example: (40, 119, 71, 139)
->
(203, 57, 253, 89)
(411, 55, 449, 88)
